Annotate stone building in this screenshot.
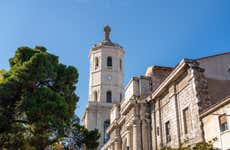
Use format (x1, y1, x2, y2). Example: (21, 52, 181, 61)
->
(83, 26, 230, 150)
(101, 53, 230, 150)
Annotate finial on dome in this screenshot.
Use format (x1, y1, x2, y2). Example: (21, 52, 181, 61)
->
(104, 25, 111, 41)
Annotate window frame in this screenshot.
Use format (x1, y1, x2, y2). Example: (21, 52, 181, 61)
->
(120, 93, 122, 102)
(183, 107, 189, 134)
(106, 91, 112, 103)
(120, 59, 122, 70)
(219, 114, 229, 132)
(95, 57, 99, 69)
(93, 91, 98, 102)
(103, 120, 110, 143)
(165, 121, 171, 143)
(107, 56, 112, 68)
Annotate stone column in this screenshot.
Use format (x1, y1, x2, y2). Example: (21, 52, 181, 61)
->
(112, 143, 115, 150)
(133, 119, 141, 150)
(151, 103, 157, 150)
(114, 141, 120, 150)
(127, 130, 131, 148)
(169, 84, 181, 147)
(142, 120, 149, 150)
(158, 99, 163, 148)
(107, 145, 111, 150)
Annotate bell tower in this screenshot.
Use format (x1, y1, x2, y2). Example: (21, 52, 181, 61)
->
(83, 26, 124, 149)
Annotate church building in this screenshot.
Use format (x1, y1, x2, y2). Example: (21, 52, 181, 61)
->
(83, 26, 230, 150)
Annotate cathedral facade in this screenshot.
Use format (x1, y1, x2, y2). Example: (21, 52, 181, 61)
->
(83, 26, 230, 150)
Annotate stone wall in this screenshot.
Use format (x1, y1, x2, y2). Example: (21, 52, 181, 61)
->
(197, 52, 230, 80)
(151, 65, 204, 149)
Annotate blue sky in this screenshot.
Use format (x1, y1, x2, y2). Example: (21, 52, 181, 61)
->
(1, 0, 230, 119)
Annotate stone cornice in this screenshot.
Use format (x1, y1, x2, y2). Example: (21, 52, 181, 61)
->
(89, 45, 124, 58)
(120, 98, 136, 115)
(147, 59, 194, 103)
(82, 102, 114, 121)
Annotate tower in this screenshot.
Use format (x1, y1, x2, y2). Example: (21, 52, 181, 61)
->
(83, 26, 124, 149)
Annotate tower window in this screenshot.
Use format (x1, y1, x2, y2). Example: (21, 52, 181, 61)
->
(120, 93, 122, 102)
(95, 57, 99, 69)
(107, 56, 112, 68)
(93, 91, 98, 102)
(103, 120, 110, 143)
(106, 91, 112, 103)
(120, 59, 122, 70)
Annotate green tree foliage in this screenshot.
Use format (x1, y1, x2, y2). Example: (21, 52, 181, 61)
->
(0, 69, 6, 82)
(0, 46, 99, 150)
(61, 116, 100, 150)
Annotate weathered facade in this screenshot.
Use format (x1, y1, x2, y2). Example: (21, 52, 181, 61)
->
(101, 53, 230, 150)
(83, 26, 230, 150)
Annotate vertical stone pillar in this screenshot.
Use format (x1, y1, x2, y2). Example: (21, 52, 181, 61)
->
(187, 60, 209, 143)
(114, 141, 120, 150)
(158, 99, 163, 148)
(112, 143, 115, 150)
(168, 84, 181, 148)
(133, 120, 141, 150)
(142, 120, 149, 150)
(151, 103, 157, 150)
(127, 130, 131, 148)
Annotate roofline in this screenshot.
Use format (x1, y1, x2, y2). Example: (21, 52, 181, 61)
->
(147, 65, 174, 70)
(147, 58, 193, 102)
(124, 77, 139, 91)
(196, 51, 230, 61)
(200, 96, 230, 118)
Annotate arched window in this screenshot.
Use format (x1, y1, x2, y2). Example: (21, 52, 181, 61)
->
(107, 56, 112, 68)
(93, 91, 98, 102)
(120, 93, 122, 102)
(120, 59, 122, 70)
(106, 91, 112, 103)
(103, 120, 110, 143)
(95, 57, 99, 69)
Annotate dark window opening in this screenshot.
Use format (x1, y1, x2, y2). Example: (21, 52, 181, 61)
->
(120, 59, 122, 70)
(94, 91, 98, 102)
(107, 56, 112, 68)
(103, 120, 110, 143)
(165, 121, 171, 143)
(95, 57, 99, 69)
(106, 91, 112, 103)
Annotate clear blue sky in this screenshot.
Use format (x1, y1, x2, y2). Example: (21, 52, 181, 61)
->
(1, 0, 230, 119)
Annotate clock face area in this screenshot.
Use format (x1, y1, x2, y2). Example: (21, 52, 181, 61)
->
(107, 75, 112, 81)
